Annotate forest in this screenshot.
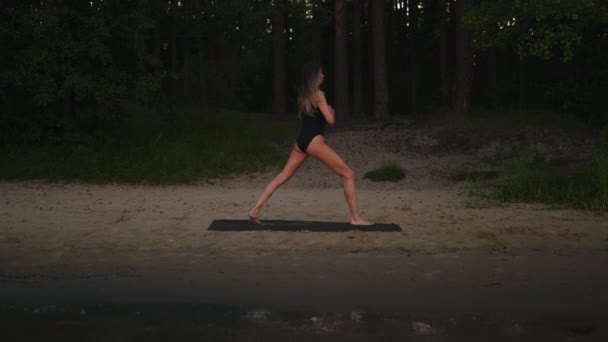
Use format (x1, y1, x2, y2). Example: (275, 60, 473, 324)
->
(1, 1, 607, 210)
(3, 0, 607, 136)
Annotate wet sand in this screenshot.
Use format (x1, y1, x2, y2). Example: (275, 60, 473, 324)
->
(2, 251, 608, 341)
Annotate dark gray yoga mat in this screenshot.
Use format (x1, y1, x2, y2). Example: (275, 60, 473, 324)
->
(208, 219, 401, 232)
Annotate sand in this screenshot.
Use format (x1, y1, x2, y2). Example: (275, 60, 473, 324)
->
(1, 122, 606, 279)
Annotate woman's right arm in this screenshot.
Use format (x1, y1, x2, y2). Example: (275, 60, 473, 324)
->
(316, 91, 335, 126)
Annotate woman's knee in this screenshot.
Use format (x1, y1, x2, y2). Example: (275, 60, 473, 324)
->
(276, 171, 292, 186)
(341, 167, 355, 181)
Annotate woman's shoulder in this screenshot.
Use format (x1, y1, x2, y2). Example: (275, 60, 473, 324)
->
(313, 89, 326, 102)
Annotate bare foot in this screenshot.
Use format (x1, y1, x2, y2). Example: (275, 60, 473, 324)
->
(350, 216, 374, 225)
(248, 209, 261, 225)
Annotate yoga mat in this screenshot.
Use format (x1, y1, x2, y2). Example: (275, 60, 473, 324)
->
(208, 219, 401, 232)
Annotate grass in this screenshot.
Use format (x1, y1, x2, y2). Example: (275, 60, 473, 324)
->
(0, 109, 298, 184)
(363, 162, 407, 182)
(435, 108, 606, 212)
(493, 148, 608, 211)
(453, 146, 608, 212)
(441, 110, 606, 211)
(493, 124, 608, 211)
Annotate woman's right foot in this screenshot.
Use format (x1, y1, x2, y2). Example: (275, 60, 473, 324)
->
(350, 216, 374, 225)
(248, 209, 261, 225)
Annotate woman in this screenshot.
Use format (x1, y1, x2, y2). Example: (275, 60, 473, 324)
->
(248, 63, 372, 226)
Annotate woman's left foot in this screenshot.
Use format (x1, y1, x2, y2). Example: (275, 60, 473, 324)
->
(248, 209, 261, 225)
(350, 216, 374, 225)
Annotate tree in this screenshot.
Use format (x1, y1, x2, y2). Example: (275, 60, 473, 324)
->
(454, 0, 473, 116)
(273, 0, 286, 118)
(409, 0, 419, 116)
(438, 0, 449, 106)
(352, 0, 364, 117)
(335, 0, 349, 120)
(372, 0, 390, 119)
(195, 0, 209, 112)
(464, 0, 608, 62)
(311, 0, 322, 64)
(463, 0, 608, 112)
(486, 45, 497, 107)
(152, 0, 163, 79)
(2, 0, 605, 142)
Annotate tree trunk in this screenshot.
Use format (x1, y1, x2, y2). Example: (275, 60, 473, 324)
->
(438, 0, 449, 106)
(182, 46, 192, 100)
(363, 0, 374, 115)
(182, 0, 195, 102)
(273, 0, 286, 118)
(409, 0, 418, 116)
(454, 0, 473, 116)
(170, 2, 178, 97)
(311, 0, 322, 64)
(401, 0, 407, 47)
(352, 0, 363, 117)
(194, 0, 208, 114)
(171, 5, 177, 77)
(487, 45, 497, 108)
(198, 38, 208, 114)
(518, 58, 526, 108)
(153, 0, 162, 79)
(335, 0, 349, 120)
(397, 0, 407, 28)
(372, 0, 389, 119)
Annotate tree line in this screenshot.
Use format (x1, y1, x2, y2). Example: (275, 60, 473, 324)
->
(1, 0, 607, 143)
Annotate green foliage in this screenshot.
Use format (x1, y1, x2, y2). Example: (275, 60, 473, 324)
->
(0, 2, 157, 143)
(1, 0, 606, 150)
(464, 0, 608, 61)
(364, 162, 407, 182)
(0, 110, 298, 183)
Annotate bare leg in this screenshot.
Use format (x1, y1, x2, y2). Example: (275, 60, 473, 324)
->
(306, 136, 373, 225)
(248, 145, 308, 224)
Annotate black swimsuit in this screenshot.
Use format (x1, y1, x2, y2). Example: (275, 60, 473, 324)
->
(296, 108, 326, 153)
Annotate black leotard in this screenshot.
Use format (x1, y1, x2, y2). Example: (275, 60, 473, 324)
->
(296, 108, 326, 153)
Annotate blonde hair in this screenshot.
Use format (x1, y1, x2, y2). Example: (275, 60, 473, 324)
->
(297, 63, 323, 118)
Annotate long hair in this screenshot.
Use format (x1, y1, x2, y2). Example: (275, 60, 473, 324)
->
(297, 63, 322, 117)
